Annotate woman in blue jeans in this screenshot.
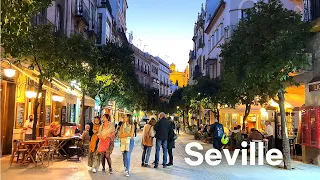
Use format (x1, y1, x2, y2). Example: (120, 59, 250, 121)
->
(119, 114, 135, 177)
(141, 118, 156, 167)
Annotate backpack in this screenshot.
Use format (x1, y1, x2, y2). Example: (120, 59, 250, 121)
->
(214, 123, 224, 138)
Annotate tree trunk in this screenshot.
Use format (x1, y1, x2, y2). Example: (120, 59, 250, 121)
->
(32, 79, 43, 140)
(278, 90, 292, 169)
(113, 102, 117, 123)
(242, 103, 251, 132)
(81, 91, 85, 131)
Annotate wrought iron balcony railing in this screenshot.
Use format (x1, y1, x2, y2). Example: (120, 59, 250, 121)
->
(75, 0, 90, 25)
(31, 14, 57, 31)
(304, 0, 320, 22)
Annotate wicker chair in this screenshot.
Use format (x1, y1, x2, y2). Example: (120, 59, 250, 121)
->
(37, 145, 54, 166)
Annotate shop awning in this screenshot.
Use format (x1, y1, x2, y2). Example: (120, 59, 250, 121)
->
(85, 96, 95, 107)
(284, 85, 305, 108)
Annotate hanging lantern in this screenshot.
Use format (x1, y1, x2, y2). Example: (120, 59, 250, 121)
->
(4, 68, 16, 78)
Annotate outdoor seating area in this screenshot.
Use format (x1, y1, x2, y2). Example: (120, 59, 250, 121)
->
(9, 135, 88, 167)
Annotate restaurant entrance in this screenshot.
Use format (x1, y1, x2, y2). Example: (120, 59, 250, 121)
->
(1, 81, 16, 155)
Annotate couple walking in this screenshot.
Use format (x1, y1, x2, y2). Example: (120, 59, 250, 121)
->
(141, 112, 176, 168)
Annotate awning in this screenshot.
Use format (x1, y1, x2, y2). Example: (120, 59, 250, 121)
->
(85, 96, 95, 107)
(284, 85, 305, 108)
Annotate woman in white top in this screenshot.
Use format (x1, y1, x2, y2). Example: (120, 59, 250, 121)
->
(119, 114, 135, 177)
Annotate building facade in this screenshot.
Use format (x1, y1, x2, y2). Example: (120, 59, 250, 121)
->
(131, 44, 152, 89)
(150, 56, 160, 90)
(169, 63, 189, 88)
(156, 57, 170, 101)
(302, 0, 320, 165)
(188, 0, 305, 131)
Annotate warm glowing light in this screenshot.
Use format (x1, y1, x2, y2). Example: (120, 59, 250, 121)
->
(25, 91, 41, 98)
(52, 95, 64, 102)
(4, 68, 16, 77)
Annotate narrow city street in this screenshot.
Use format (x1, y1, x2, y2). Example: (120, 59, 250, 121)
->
(1, 132, 320, 180)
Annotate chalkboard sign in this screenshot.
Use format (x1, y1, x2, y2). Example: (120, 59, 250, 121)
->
(61, 106, 67, 123)
(16, 103, 25, 129)
(45, 105, 51, 126)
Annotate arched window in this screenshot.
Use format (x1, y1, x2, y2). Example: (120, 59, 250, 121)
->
(56, 5, 62, 31)
(241, 1, 254, 18)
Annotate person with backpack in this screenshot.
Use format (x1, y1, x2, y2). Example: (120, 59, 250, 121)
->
(210, 118, 224, 150)
(141, 118, 156, 167)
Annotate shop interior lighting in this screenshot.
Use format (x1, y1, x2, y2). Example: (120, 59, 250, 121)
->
(52, 95, 64, 102)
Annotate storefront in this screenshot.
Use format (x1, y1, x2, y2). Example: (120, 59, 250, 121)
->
(1, 61, 94, 155)
(302, 77, 320, 165)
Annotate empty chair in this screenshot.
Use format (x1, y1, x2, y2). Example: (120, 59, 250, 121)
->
(37, 145, 54, 166)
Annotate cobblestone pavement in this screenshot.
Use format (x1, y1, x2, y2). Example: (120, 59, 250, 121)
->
(1, 132, 320, 180)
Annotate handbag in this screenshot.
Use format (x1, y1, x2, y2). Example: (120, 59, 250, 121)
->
(97, 138, 110, 153)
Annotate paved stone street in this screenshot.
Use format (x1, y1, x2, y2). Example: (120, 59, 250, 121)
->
(1, 132, 320, 180)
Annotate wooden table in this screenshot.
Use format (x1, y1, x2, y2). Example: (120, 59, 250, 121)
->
(47, 137, 75, 157)
(22, 140, 45, 165)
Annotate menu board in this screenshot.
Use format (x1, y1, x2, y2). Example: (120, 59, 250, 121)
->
(16, 103, 25, 128)
(61, 106, 67, 123)
(45, 105, 51, 126)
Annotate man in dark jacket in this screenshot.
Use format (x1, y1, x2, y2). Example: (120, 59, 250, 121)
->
(167, 119, 175, 166)
(153, 112, 170, 168)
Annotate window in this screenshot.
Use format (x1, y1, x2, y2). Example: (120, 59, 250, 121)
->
(97, 13, 102, 44)
(208, 39, 211, 52)
(220, 24, 224, 37)
(56, 5, 62, 31)
(211, 35, 214, 49)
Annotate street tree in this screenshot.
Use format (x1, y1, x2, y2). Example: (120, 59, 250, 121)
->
(220, 0, 312, 169)
(6, 25, 71, 139)
(1, 0, 52, 54)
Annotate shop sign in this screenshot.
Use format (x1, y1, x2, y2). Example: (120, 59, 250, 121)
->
(309, 82, 320, 92)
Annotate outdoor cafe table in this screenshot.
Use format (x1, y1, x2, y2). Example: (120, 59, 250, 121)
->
(47, 136, 75, 158)
(22, 140, 45, 165)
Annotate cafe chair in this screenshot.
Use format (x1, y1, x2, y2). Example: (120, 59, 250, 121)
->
(37, 145, 54, 166)
(47, 139, 59, 159)
(10, 140, 28, 166)
(67, 138, 82, 162)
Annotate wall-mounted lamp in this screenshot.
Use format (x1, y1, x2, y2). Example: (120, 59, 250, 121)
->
(52, 95, 64, 102)
(25, 91, 41, 98)
(2, 60, 16, 78)
(4, 68, 16, 78)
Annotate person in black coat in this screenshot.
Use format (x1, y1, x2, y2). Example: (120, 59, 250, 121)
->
(167, 119, 176, 166)
(153, 112, 171, 168)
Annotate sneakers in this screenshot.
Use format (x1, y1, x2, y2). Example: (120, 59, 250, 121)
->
(143, 164, 150, 167)
(92, 168, 97, 173)
(166, 163, 173, 166)
(109, 168, 113, 174)
(125, 171, 130, 177)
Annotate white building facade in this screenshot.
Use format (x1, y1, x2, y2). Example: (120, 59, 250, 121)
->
(150, 56, 160, 90)
(157, 57, 170, 99)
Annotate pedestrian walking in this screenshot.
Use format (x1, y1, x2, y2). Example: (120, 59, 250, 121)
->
(167, 119, 176, 166)
(88, 116, 101, 173)
(176, 122, 180, 135)
(98, 114, 116, 174)
(141, 118, 156, 167)
(153, 112, 171, 168)
(209, 118, 224, 150)
(119, 114, 135, 177)
(134, 120, 138, 137)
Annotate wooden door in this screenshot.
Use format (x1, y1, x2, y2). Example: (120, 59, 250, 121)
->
(1, 81, 16, 155)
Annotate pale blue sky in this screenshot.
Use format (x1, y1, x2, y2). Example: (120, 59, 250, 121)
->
(127, 0, 205, 71)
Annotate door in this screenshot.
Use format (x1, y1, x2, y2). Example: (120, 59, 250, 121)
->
(1, 81, 16, 155)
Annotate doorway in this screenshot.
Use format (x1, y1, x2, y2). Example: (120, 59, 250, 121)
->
(1, 81, 16, 155)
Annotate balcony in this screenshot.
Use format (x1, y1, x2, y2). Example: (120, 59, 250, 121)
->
(205, 58, 217, 66)
(192, 65, 202, 80)
(75, 0, 90, 25)
(31, 14, 56, 32)
(189, 50, 196, 59)
(98, 0, 112, 14)
(224, 25, 237, 40)
(304, 0, 320, 32)
(88, 19, 98, 36)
